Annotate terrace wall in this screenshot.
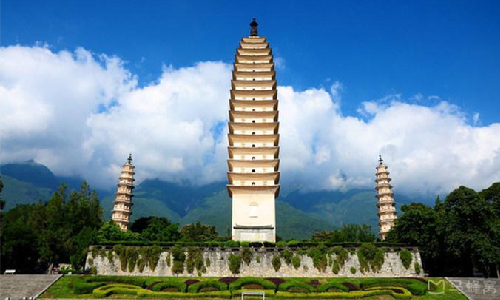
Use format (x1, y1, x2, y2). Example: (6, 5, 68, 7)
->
(86, 246, 423, 277)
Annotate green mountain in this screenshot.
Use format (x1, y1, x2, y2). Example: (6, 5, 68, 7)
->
(1, 161, 430, 239)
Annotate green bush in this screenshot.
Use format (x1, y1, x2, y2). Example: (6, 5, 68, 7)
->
(307, 244, 328, 272)
(281, 249, 293, 265)
(399, 249, 412, 269)
(73, 281, 104, 294)
(137, 290, 231, 298)
(318, 282, 349, 292)
(229, 277, 276, 292)
(332, 260, 340, 274)
(83, 276, 146, 287)
(357, 243, 385, 273)
(229, 254, 241, 274)
(291, 255, 301, 269)
(224, 240, 239, 247)
(278, 280, 316, 293)
(272, 255, 282, 271)
(172, 246, 186, 274)
(350, 266, 357, 274)
(241, 247, 252, 266)
(187, 280, 227, 293)
(92, 285, 141, 298)
(360, 278, 427, 296)
(414, 262, 421, 274)
(274, 289, 411, 299)
(332, 246, 348, 267)
(151, 280, 186, 292)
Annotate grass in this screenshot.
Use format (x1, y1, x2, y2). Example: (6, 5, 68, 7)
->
(40, 275, 468, 299)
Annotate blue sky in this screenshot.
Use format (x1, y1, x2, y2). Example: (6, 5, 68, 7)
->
(2, 0, 500, 124)
(1, 0, 500, 194)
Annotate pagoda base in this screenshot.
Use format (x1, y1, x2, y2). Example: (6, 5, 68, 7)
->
(233, 225, 275, 242)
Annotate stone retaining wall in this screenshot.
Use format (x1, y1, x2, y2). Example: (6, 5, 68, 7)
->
(86, 247, 423, 277)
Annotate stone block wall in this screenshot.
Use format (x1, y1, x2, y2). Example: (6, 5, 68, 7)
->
(86, 246, 423, 277)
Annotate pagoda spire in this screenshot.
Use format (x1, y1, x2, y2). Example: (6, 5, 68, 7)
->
(111, 154, 135, 231)
(375, 156, 397, 240)
(250, 18, 258, 36)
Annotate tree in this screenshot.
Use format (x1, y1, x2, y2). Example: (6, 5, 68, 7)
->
(130, 217, 180, 242)
(311, 224, 376, 243)
(97, 220, 141, 243)
(0, 176, 5, 210)
(180, 221, 218, 242)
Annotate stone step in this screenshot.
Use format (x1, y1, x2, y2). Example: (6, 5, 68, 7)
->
(0, 275, 61, 299)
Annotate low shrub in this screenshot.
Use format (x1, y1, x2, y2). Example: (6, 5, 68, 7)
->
(360, 278, 427, 295)
(399, 249, 412, 269)
(91, 284, 141, 298)
(414, 262, 421, 274)
(278, 281, 316, 293)
(318, 282, 349, 292)
(229, 277, 276, 292)
(84, 276, 146, 287)
(241, 247, 252, 266)
(274, 289, 411, 299)
(151, 280, 186, 292)
(187, 280, 227, 293)
(137, 290, 231, 298)
(229, 254, 241, 274)
(291, 256, 301, 269)
(73, 281, 104, 294)
(272, 255, 281, 272)
(350, 266, 357, 274)
(280, 249, 293, 265)
(357, 243, 385, 273)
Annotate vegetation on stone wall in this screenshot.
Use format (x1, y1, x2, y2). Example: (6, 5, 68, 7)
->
(307, 245, 328, 272)
(171, 245, 186, 274)
(241, 247, 252, 266)
(228, 254, 241, 274)
(357, 243, 385, 273)
(272, 255, 281, 271)
(399, 249, 412, 269)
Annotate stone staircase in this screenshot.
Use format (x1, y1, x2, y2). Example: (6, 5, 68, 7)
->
(0, 275, 61, 299)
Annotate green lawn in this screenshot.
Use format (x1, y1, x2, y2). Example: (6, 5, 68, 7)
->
(40, 275, 468, 299)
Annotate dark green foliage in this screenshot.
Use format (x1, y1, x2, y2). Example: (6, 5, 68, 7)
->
(127, 248, 139, 272)
(280, 249, 293, 265)
(187, 280, 227, 293)
(311, 224, 376, 243)
(186, 247, 204, 274)
(180, 221, 218, 242)
(318, 282, 349, 292)
(172, 245, 186, 274)
(0, 182, 103, 273)
(272, 255, 281, 271)
(241, 247, 252, 266)
(278, 280, 316, 292)
(73, 281, 104, 294)
(414, 262, 421, 274)
(97, 220, 141, 243)
(228, 254, 241, 274)
(131, 217, 180, 242)
(350, 266, 357, 274)
(357, 243, 385, 273)
(389, 184, 500, 277)
(151, 280, 186, 292)
(291, 255, 301, 269)
(399, 249, 412, 269)
(229, 277, 276, 291)
(307, 244, 328, 272)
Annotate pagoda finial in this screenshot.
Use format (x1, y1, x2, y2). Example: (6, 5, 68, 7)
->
(127, 153, 132, 164)
(379, 155, 383, 165)
(250, 18, 258, 36)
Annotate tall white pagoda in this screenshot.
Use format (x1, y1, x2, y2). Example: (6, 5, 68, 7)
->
(375, 155, 397, 240)
(227, 19, 280, 242)
(111, 154, 135, 231)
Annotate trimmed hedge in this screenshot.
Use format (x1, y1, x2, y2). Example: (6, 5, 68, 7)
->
(360, 278, 427, 295)
(92, 284, 141, 298)
(229, 277, 276, 291)
(73, 281, 104, 294)
(317, 282, 349, 292)
(151, 280, 187, 292)
(137, 290, 231, 298)
(83, 275, 146, 287)
(274, 289, 411, 299)
(187, 280, 227, 293)
(278, 281, 316, 293)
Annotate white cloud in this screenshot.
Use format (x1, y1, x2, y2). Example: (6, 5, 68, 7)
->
(1, 45, 500, 196)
